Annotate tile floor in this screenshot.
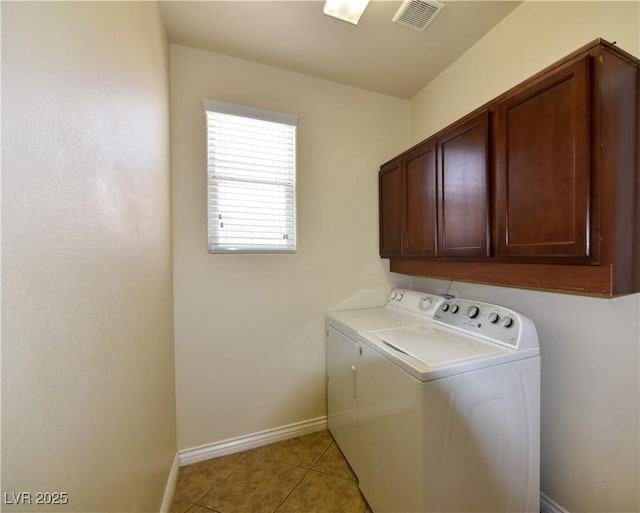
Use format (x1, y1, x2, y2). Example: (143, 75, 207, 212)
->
(171, 430, 371, 513)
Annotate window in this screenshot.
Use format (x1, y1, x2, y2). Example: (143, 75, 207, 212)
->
(205, 99, 297, 253)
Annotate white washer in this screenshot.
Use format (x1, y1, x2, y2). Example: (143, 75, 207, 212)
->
(326, 289, 540, 513)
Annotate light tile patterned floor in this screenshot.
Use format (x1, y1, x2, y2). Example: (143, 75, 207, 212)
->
(171, 430, 372, 513)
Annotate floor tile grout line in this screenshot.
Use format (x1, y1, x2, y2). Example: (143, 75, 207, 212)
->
(249, 452, 324, 472)
(189, 465, 236, 507)
(177, 498, 196, 513)
(178, 451, 251, 506)
(307, 467, 358, 483)
(189, 456, 251, 508)
(309, 438, 335, 468)
(246, 434, 335, 472)
(271, 467, 311, 513)
(190, 488, 211, 506)
(310, 437, 360, 483)
(185, 501, 221, 513)
(271, 468, 370, 513)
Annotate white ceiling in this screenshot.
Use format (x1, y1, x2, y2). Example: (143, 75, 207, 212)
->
(160, 1, 521, 99)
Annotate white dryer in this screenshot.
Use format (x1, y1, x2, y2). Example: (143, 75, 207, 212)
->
(326, 289, 540, 513)
(326, 289, 443, 475)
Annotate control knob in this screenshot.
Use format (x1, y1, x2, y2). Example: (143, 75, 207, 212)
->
(441, 303, 450, 312)
(501, 316, 514, 328)
(451, 304, 460, 314)
(467, 305, 479, 319)
(488, 312, 500, 324)
(419, 297, 433, 310)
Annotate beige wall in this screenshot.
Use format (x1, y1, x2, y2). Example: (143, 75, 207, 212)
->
(411, 1, 640, 143)
(409, 2, 640, 512)
(170, 44, 410, 450)
(2, 2, 176, 511)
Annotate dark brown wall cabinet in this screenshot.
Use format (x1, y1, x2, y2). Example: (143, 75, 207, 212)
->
(438, 112, 490, 258)
(379, 159, 403, 257)
(379, 39, 640, 296)
(495, 56, 591, 261)
(403, 139, 438, 257)
(379, 112, 489, 260)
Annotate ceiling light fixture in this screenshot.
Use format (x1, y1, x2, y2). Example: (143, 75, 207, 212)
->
(323, 0, 370, 25)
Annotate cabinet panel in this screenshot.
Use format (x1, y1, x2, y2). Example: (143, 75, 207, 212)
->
(495, 56, 591, 259)
(438, 111, 490, 257)
(404, 139, 437, 257)
(379, 159, 403, 257)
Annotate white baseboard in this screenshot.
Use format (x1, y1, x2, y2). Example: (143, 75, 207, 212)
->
(540, 492, 570, 513)
(178, 416, 328, 467)
(160, 452, 180, 513)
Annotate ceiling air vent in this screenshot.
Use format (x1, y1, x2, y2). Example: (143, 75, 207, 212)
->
(392, 0, 444, 31)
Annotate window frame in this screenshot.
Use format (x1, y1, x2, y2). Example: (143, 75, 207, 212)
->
(204, 99, 298, 254)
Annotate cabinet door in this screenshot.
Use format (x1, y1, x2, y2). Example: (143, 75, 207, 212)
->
(495, 56, 591, 259)
(379, 159, 403, 257)
(438, 111, 490, 257)
(404, 139, 438, 257)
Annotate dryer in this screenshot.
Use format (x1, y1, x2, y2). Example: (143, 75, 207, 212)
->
(326, 289, 443, 475)
(326, 289, 540, 513)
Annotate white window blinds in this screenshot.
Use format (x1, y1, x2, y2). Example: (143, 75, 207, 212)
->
(205, 99, 297, 253)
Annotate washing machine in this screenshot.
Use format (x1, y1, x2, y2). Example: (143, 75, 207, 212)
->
(326, 288, 540, 513)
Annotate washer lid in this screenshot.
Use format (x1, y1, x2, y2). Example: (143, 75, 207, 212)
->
(369, 323, 512, 368)
(327, 306, 429, 338)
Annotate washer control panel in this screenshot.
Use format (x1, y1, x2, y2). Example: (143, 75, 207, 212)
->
(435, 299, 521, 348)
(388, 289, 444, 318)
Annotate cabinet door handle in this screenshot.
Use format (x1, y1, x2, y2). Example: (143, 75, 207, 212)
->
(351, 365, 357, 398)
